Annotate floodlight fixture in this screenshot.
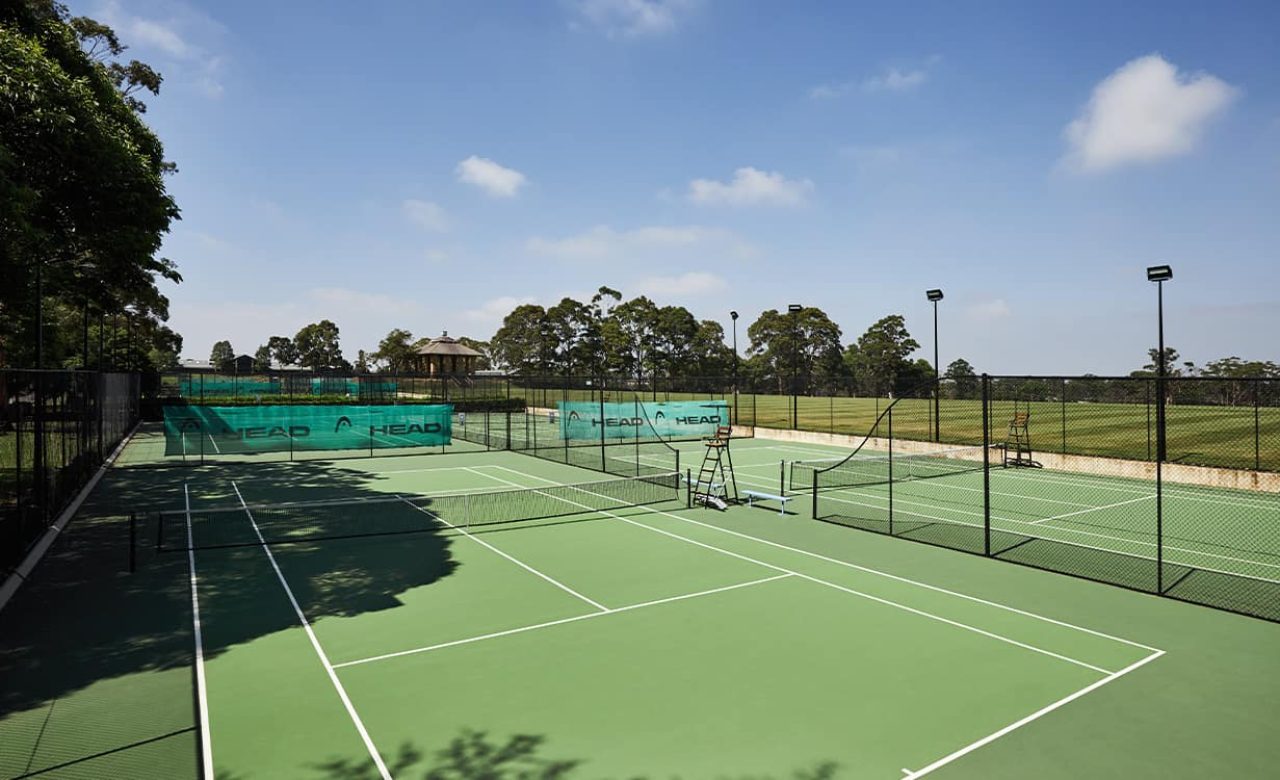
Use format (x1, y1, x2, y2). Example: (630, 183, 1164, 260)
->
(926, 289, 944, 302)
(1147, 265, 1173, 283)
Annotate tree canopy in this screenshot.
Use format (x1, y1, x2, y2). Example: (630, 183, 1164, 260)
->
(1, 0, 181, 369)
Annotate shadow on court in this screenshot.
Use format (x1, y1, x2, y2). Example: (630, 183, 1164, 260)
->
(297, 730, 838, 780)
(0, 460, 463, 780)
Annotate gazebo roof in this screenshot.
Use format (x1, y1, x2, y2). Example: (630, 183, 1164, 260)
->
(416, 331, 482, 357)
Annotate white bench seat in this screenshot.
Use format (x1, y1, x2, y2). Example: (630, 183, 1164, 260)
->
(741, 489, 792, 515)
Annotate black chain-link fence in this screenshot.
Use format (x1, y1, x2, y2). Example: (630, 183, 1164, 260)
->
(2, 370, 139, 569)
(813, 375, 1279, 623)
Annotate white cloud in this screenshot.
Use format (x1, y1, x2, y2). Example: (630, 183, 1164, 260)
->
(96, 1, 226, 97)
(636, 272, 728, 298)
(463, 296, 538, 331)
(569, 0, 697, 38)
(688, 167, 813, 207)
(965, 299, 1012, 322)
(810, 58, 937, 99)
(456, 156, 528, 198)
(425, 248, 449, 263)
(129, 17, 190, 56)
(402, 199, 449, 232)
(862, 67, 927, 93)
(526, 224, 754, 261)
(1061, 54, 1238, 174)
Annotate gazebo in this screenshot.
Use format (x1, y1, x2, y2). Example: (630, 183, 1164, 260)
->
(414, 331, 482, 376)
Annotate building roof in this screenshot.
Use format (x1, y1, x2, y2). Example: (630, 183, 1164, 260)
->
(416, 331, 483, 357)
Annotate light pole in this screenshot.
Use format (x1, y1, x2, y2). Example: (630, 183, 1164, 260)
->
(926, 289, 944, 441)
(1147, 263, 1172, 594)
(788, 304, 802, 429)
(1147, 266, 1172, 462)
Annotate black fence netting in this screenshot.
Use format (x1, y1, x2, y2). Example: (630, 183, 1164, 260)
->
(813, 375, 1280, 623)
(1, 370, 140, 569)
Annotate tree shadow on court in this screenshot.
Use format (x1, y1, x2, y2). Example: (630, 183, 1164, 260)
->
(306, 730, 839, 780)
(0, 458, 466, 778)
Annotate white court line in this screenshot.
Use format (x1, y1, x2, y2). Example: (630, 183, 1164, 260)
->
(903, 649, 1165, 778)
(402, 486, 608, 612)
(994, 469, 1280, 512)
(206, 433, 222, 455)
(183, 484, 215, 780)
(1028, 494, 1155, 525)
(230, 482, 392, 780)
(482, 465, 1117, 675)
(501, 464, 1158, 654)
(772, 476, 1280, 577)
(334, 574, 792, 669)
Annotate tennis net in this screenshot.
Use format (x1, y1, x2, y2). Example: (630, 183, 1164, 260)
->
(151, 472, 683, 551)
(790, 445, 996, 492)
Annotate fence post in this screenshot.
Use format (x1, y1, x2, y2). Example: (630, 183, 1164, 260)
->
(887, 409, 894, 536)
(1061, 377, 1067, 454)
(982, 373, 991, 556)
(1155, 375, 1166, 593)
(1256, 380, 1261, 472)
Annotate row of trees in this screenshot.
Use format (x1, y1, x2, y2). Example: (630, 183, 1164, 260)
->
(2, 1, 182, 371)
(208, 320, 348, 372)
(478, 287, 968, 396)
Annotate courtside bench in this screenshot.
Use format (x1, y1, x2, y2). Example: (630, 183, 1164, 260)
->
(741, 489, 792, 515)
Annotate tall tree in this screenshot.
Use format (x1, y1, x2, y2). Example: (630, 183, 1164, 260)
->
(1, 1, 181, 368)
(610, 296, 659, 381)
(491, 304, 552, 373)
(746, 307, 844, 393)
(372, 328, 417, 373)
(945, 358, 978, 399)
(210, 340, 234, 372)
(847, 315, 920, 394)
(266, 335, 298, 367)
(293, 320, 344, 370)
(252, 344, 272, 372)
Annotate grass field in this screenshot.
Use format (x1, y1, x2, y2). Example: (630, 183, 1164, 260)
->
(1, 432, 1278, 778)
(509, 389, 1279, 472)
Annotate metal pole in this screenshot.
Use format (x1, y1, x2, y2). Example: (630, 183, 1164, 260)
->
(933, 299, 940, 442)
(1156, 280, 1166, 463)
(1154, 280, 1166, 592)
(35, 260, 43, 369)
(982, 373, 991, 556)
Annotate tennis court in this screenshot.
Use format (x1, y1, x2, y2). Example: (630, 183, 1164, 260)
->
(136, 440, 1168, 779)
(5, 434, 1280, 779)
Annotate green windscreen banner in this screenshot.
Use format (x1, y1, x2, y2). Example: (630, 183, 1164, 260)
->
(163, 404, 452, 454)
(558, 400, 728, 442)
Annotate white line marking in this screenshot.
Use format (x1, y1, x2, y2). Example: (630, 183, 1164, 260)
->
(206, 433, 222, 455)
(231, 482, 392, 780)
(398, 492, 609, 612)
(483, 466, 1117, 674)
(903, 650, 1165, 778)
(496, 466, 1161, 654)
(1027, 494, 1155, 525)
(334, 574, 792, 668)
(184, 484, 215, 780)
(994, 469, 1279, 512)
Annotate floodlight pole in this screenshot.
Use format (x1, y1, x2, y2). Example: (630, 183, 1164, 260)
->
(730, 311, 739, 426)
(926, 289, 944, 442)
(1147, 264, 1172, 594)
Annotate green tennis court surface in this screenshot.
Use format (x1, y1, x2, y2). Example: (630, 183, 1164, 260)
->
(2, 438, 1278, 779)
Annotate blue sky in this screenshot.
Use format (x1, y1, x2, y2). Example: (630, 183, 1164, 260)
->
(89, 0, 1280, 374)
